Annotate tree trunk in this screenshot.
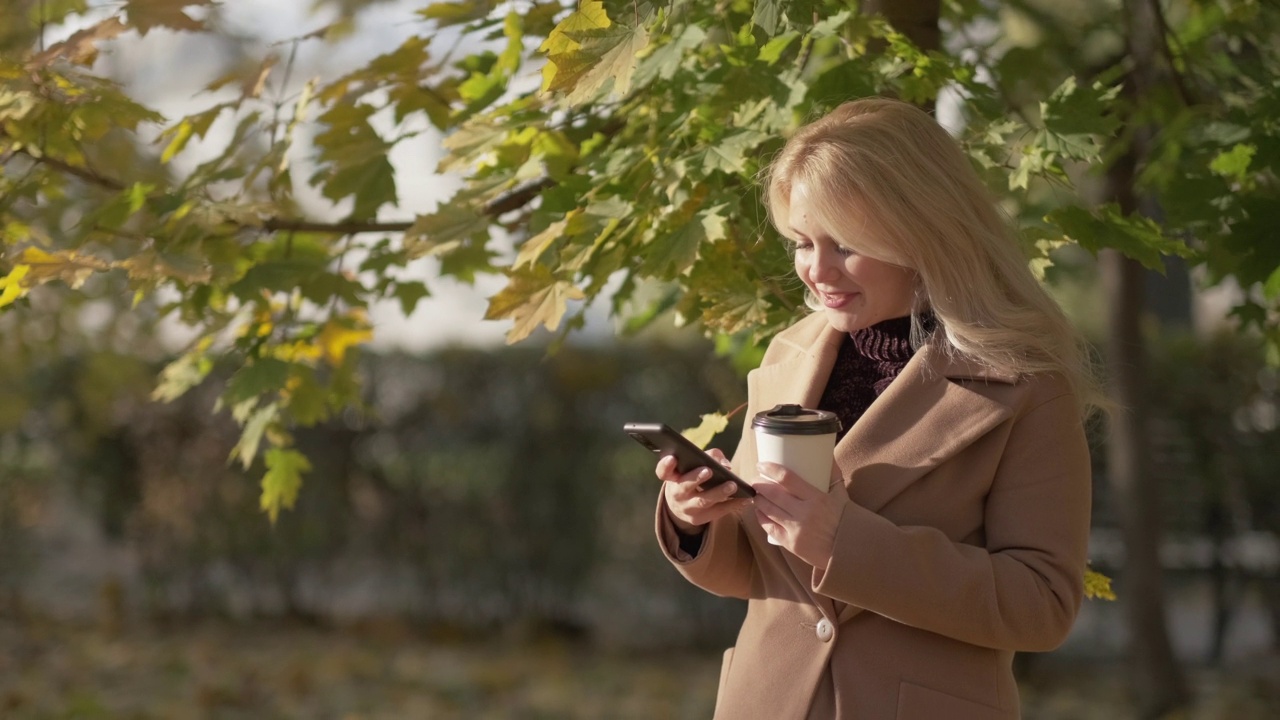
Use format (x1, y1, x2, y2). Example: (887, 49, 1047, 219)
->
(863, 0, 941, 52)
(1106, 4, 1191, 713)
(862, 0, 939, 111)
(1102, 244, 1189, 717)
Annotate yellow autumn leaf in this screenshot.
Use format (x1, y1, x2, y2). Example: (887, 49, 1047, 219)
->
(513, 209, 586, 269)
(0, 265, 31, 308)
(681, 412, 731, 449)
(267, 340, 322, 364)
(484, 266, 584, 344)
(19, 247, 108, 289)
(318, 319, 373, 365)
(1084, 567, 1116, 601)
(539, 0, 651, 103)
(538, 0, 610, 92)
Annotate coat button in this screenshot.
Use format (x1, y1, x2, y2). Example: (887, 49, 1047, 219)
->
(816, 618, 834, 642)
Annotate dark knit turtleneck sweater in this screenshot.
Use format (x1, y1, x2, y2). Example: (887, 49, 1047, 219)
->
(819, 315, 917, 440)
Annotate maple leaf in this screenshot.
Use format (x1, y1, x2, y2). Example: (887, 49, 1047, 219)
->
(26, 17, 127, 68)
(124, 0, 214, 36)
(230, 403, 279, 471)
(260, 448, 311, 524)
(405, 205, 489, 259)
(484, 265, 585, 344)
(18, 247, 109, 290)
(540, 0, 653, 103)
(317, 316, 373, 366)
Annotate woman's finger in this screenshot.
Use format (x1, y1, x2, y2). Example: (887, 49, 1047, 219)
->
(757, 462, 823, 497)
(755, 509, 782, 539)
(706, 447, 733, 469)
(655, 455, 678, 480)
(752, 490, 793, 523)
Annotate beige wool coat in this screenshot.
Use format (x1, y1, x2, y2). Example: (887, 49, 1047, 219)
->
(655, 313, 1093, 719)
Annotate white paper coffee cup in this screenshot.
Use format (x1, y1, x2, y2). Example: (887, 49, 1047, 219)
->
(752, 404, 841, 545)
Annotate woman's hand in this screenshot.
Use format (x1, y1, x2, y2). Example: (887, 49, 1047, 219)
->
(752, 461, 847, 568)
(659, 449, 751, 535)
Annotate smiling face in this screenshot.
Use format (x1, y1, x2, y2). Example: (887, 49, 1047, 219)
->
(787, 181, 918, 334)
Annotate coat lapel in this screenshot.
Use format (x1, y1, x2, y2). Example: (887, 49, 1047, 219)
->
(836, 345, 1015, 514)
(829, 344, 1015, 624)
(743, 320, 845, 620)
(745, 321, 845, 415)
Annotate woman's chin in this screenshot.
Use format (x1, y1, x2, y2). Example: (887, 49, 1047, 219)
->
(823, 309, 865, 334)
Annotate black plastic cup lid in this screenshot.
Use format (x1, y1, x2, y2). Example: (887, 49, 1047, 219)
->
(751, 404, 841, 435)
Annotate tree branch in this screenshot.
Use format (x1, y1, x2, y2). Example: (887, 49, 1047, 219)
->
(485, 178, 555, 217)
(259, 218, 414, 234)
(12, 143, 126, 191)
(7, 129, 562, 236)
(1150, 0, 1196, 106)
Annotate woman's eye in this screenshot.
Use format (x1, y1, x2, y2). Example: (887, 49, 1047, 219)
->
(791, 240, 813, 252)
(836, 245, 857, 258)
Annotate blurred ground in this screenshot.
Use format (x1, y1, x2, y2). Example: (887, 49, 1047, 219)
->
(1, 618, 1276, 719)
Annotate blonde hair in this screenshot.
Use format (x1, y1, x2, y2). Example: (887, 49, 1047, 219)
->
(763, 98, 1105, 417)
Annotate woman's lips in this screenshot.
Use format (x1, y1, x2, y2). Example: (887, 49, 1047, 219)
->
(819, 291, 856, 309)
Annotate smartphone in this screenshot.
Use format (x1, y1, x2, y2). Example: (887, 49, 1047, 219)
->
(623, 423, 756, 498)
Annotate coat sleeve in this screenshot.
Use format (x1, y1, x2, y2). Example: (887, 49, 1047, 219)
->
(812, 392, 1092, 652)
(654, 495, 755, 599)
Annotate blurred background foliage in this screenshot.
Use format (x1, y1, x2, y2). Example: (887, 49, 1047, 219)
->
(3, 0, 1280, 717)
(1, 275, 1279, 717)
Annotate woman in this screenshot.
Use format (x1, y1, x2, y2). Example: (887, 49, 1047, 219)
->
(654, 98, 1101, 719)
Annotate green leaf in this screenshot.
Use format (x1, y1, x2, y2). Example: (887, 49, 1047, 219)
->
(439, 239, 499, 283)
(1040, 76, 1121, 137)
(260, 448, 311, 523)
(643, 209, 725, 277)
(230, 258, 327, 300)
(225, 358, 290, 406)
(124, 0, 213, 36)
(752, 0, 784, 35)
(311, 103, 398, 220)
(703, 130, 769, 175)
(637, 24, 706, 83)
(405, 205, 490, 259)
(230, 402, 279, 471)
(1264, 266, 1280, 301)
(1209, 143, 1256, 181)
(298, 271, 365, 308)
(393, 280, 431, 315)
(151, 344, 213, 402)
(1038, 77, 1120, 162)
(419, 0, 499, 27)
(1229, 301, 1267, 329)
(759, 31, 800, 65)
(1049, 205, 1193, 273)
(284, 366, 331, 426)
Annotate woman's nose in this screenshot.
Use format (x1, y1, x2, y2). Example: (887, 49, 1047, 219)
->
(808, 247, 838, 284)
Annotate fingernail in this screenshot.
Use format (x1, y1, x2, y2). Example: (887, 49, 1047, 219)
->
(724, 484, 736, 495)
(699, 468, 711, 480)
